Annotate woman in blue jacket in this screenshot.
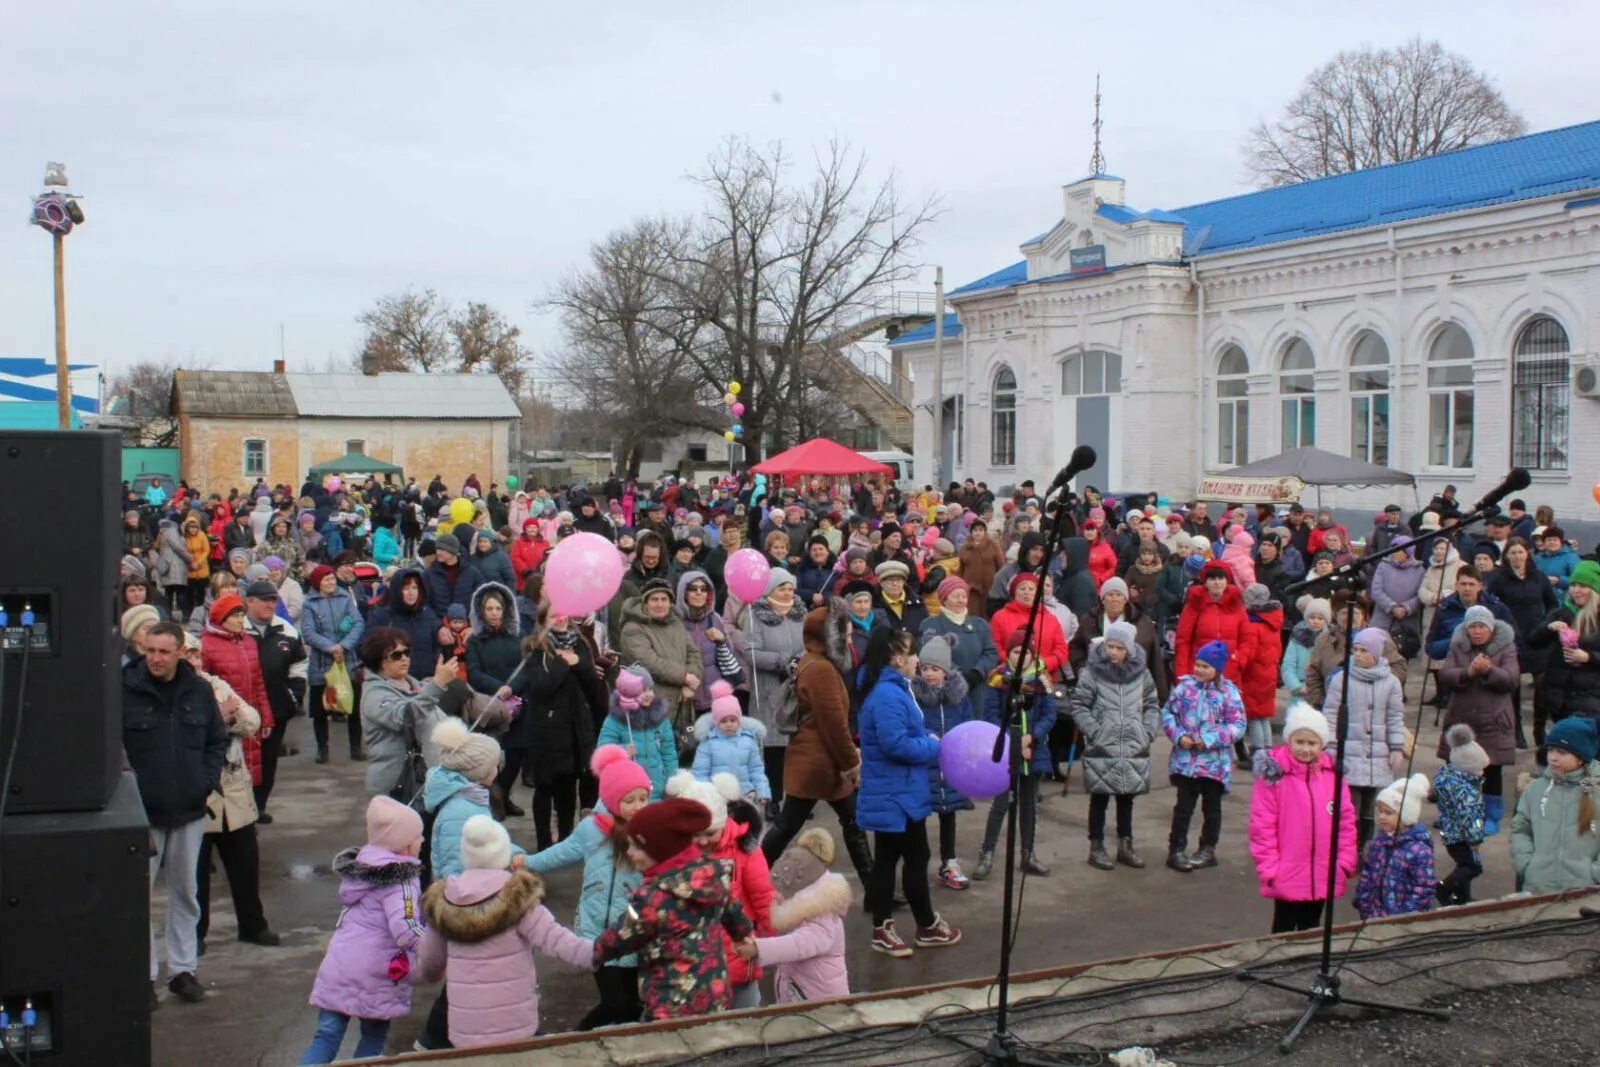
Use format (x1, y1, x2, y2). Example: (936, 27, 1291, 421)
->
(300, 563, 366, 763)
(856, 626, 961, 958)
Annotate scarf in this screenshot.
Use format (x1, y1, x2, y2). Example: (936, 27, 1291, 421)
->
(849, 611, 874, 633)
(986, 657, 1045, 693)
(549, 628, 579, 651)
(1135, 558, 1162, 576)
(457, 782, 491, 808)
(942, 608, 968, 626)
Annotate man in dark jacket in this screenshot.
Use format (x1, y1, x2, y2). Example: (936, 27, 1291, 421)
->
(222, 509, 256, 554)
(421, 534, 484, 616)
(1368, 505, 1407, 555)
(571, 493, 616, 542)
(242, 582, 307, 818)
(124, 621, 229, 1005)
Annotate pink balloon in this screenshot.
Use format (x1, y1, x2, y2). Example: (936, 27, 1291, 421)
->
(731, 402, 745, 417)
(724, 547, 772, 603)
(324, 475, 342, 493)
(544, 532, 624, 615)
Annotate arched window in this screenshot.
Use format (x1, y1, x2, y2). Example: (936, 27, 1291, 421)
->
(1060, 351, 1122, 396)
(991, 366, 1017, 467)
(1427, 325, 1474, 468)
(1278, 339, 1316, 450)
(1512, 316, 1570, 470)
(1348, 331, 1391, 465)
(1216, 346, 1249, 465)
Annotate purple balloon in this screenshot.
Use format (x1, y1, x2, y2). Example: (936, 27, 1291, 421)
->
(938, 720, 1010, 799)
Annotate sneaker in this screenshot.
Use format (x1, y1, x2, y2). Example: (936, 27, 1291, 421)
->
(914, 915, 962, 947)
(1167, 850, 1194, 873)
(1189, 847, 1218, 869)
(872, 919, 913, 957)
(167, 972, 204, 1003)
(972, 850, 994, 881)
(240, 928, 281, 947)
(937, 860, 970, 890)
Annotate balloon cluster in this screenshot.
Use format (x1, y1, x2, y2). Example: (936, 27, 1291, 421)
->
(721, 381, 744, 443)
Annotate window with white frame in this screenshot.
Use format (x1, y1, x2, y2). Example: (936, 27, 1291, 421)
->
(1348, 330, 1391, 465)
(1060, 350, 1122, 396)
(243, 438, 267, 477)
(1216, 345, 1249, 465)
(1279, 339, 1316, 450)
(1427, 324, 1474, 468)
(991, 366, 1017, 467)
(1512, 316, 1570, 470)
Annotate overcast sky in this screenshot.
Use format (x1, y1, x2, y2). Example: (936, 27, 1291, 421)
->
(5, 1, 1599, 386)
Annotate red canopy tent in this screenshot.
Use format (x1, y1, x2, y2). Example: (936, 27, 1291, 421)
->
(750, 438, 892, 477)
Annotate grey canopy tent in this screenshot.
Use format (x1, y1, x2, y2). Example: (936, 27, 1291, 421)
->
(1203, 446, 1416, 509)
(306, 452, 404, 479)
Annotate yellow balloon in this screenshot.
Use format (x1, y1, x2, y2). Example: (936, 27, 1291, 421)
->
(728, 382, 742, 395)
(724, 430, 736, 441)
(448, 498, 475, 525)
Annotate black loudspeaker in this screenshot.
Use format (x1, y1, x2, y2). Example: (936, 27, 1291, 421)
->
(0, 771, 151, 1065)
(0, 430, 122, 813)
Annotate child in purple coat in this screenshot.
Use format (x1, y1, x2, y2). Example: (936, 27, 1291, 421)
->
(302, 797, 427, 1064)
(1354, 773, 1437, 919)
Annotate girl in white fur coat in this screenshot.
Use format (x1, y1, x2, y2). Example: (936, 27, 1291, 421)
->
(735, 828, 851, 1003)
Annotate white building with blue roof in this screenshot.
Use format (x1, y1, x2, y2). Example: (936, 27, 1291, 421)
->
(892, 121, 1600, 522)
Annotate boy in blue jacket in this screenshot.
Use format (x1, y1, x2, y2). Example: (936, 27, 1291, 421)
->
(424, 718, 525, 879)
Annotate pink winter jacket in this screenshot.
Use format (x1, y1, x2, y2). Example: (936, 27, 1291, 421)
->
(1248, 747, 1358, 903)
(755, 871, 852, 1003)
(417, 869, 593, 1048)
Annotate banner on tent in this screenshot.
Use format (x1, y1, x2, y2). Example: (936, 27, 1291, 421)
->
(1194, 475, 1305, 504)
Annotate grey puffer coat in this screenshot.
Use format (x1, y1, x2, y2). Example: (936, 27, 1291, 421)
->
(155, 518, 193, 590)
(1321, 660, 1406, 788)
(1069, 641, 1160, 796)
(745, 598, 807, 746)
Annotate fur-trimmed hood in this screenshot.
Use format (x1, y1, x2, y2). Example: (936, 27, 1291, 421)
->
(422, 868, 545, 943)
(909, 669, 970, 708)
(469, 580, 520, 638)
(820, 597, 855, 676)
(333, 845, 423, 908)
(693, 712, 769, 746)
(1086, 638, 1148, 683)
(752, 599, 807, 626)
(1449, 617, 1516, 657)
(608, 688, 670, 729)
(770, 870, 852, 933)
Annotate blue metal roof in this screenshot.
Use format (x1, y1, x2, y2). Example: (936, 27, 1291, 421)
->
(949, 260, 1028, 295)
(889, 313, 963, 346)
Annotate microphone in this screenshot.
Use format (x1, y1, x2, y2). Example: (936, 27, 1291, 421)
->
(1470, 468, 1532, 514)
(1045, 446, 1098, 498)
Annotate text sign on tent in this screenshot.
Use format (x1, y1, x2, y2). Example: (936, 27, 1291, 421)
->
(1194, 475, 1305, 504)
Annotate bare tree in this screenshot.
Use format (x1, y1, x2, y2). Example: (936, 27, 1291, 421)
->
(1245, 38, 1526, 187)
(107, 359, 189, 446)
(355, 288, 452, 372)
(450, 301, 530, 395)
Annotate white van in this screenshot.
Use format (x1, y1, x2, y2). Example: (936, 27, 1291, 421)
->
(861, 450, 918, 494)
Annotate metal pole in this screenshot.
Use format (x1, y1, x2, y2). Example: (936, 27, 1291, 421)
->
(931, 267, 944, 485)
(53, 233, 69, 429)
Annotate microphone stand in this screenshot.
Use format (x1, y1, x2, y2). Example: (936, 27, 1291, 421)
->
(1235, 498, 1517, 1051)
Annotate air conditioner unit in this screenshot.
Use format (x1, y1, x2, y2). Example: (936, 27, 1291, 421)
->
(1575, 364, 1600, 398)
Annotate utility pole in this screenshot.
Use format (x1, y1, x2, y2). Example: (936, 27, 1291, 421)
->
(31, 163, 83, 429)
(53, 233, 68, 429)
(931, 267, 945, 486)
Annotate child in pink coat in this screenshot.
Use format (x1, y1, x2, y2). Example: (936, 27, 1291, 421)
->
(1248, 701, 1358, 934)
(417, 816, 592, 1048)
(738, 827, 852, 1003)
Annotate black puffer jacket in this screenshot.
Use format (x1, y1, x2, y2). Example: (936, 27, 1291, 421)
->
(464, 582, 522, 694)
(1488, 564, 1560, 672)
(1528, 606, 1600, 721)
(121, 659, 229, 828)
(511, 639, 599, 781)
(368, 567, 441, 669)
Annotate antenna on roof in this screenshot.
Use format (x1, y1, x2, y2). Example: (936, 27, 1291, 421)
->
(1089, 73, 1106, 176)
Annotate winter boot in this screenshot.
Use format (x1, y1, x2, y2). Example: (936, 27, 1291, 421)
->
(1166, 850, 1194, 873)
(843, 825, 875, 886)
(1234, 739, 1250, 769)
(1189, 846, 1218, 869)
(1482, 794, 1504, 836)
(972, 850, 995, 881)
(1021, 851, 1050, 876)
(1087, 840, 1114, 870)
(315, 745, 329, 765)
(1116, 837, 1145, 868)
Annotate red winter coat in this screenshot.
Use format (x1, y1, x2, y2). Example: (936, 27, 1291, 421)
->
(989, 601, 1070, 681)
(201, 624, 275, 785)
(1086, 538, 1118, 593)
(509, 535, 548, 583)
(710, 817, 773, 986)
(1240, 608, 1284, 720)
(1174, 584, 1256, 684)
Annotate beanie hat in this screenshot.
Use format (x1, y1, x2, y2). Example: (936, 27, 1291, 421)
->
(1569, 560, 1600, 595)
(1103, 620, 1138, 651)
(1303, 598, 1333, 623)
(1353, 627, 1389, 660)
(629, 796, 713, 865)
(1183, 554, 1206, 577)
(1201, 561, 1232, 583)
(365, 795, 424, 854)
(936, 575, 970, 604)
(1419, 511, 1441, 532)
(1243, 583, 1270, 610)
(932, 538, 955, 558)
(307, 564, 334, 591)
(458, 814, 513, 871)
(1194, 640, 1230, 674)
(431, 718, 502, 783)
(1099, 576, 1129, 600)
(614, 664, 654, 711)
(434, 533, 462, 556)
(243, 563, 271, 583)
(875, 560, 910, 582)
(770, 827, 835, 900)
(1462, 605, 1496, 629)
(445, 603, 468, 621)
(1471, 541, 1500, 564)
(120, 604, 161, 641)
(1444, 724, 1490, 775)
(122, 554, 147, 581)
(1008, 571, 1041, 597)
(844, 546, 869, 564)
(1376, 773, 1431, 828)
(640, 577, 675, 601)
(919, 634, 954, 672)
(666, 769, 736, 832)
(764, 568, 796, 596)
(1546, 716, 1599, 764)
(1231, 531, 1254, 549)
(920, 528, 940, 549)
(710, 680, 742, 725)
(209, 593, 246, 626)
(227, 547, 253, 569)
(839, 578, 876, 601)
(1283, 699, 1331, 744)
(590, 744, 652, 814)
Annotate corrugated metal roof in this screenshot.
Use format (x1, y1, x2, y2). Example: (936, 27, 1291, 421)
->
(284, 373, 519, 419)
(888, 313, 964, 346)
(172, 370, 298, 417)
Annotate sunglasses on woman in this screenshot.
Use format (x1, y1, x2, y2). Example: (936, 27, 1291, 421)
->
(385, 648, 411, 662)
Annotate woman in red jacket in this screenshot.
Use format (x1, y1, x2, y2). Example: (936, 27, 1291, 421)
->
(1083, 521, 1118, 594)
(509, 519, 549, 582)
(1239, 583, 1285, 759)
(1175, 562, 1257, 685)
(989, 572, 1069, 682)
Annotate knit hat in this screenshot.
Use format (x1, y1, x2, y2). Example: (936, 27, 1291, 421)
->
(770, 827, 835, 900)
(1008, 571, 1040, 597)
(446, 603, 468, 621)
(919, 634, 953, 672)
(1243, 583, 1270, 610)
(840, 578, 876, 601)
(1194, 640, 1229, 674)
(1200, 561, 1232, 583)
(1471, 541, 1500, 564)
(1183, 555, 1206, 577)
(1231, 531, 1254, 549)
(434, 533, 462, 556)
(120, 604, 160, 641)
(1103, 620, 1137, 651)
(307, 564, 334, 591)
(640, 577, 675, 601)
(365, 795, 424, 854)
(666, 769, 736, 832)
(209, 593, 246, 626)
(432, 718, 502, 783)
(710, 680, 742, 726)
(122, 554, 147, 580)
(523, 518, 539, 532)
(1303, 598, 1333, 622)
(458, 814, 513, 871)
(227, 547, 253, 569)
(1546, 716, 1599, 764)
(1283, 699, 1331, 744)
(932, 538, 955, 558)
(936, 575, 970, 604)
(1419, 511, 1441, 532)
(1376, 773, 1430, 828)
(614, 664, 654, 710)
(629, 797, 713, 864)
(1462, 605, 1496, 629)
(243, 563, 271, 584)
(1569, 560, 1600, 595)
(844, 547, 869, 564)
(1099, 576, 1129, 599)
(765, 568, 796, 596)
(1352, 627, 1389, 660)
(1444, 724, 1490, 775)
(590, 744, 652, 814)
(875, 560, 910, 582)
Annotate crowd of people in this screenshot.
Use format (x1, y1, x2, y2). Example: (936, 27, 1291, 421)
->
(114, 469, 1600, 1058)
